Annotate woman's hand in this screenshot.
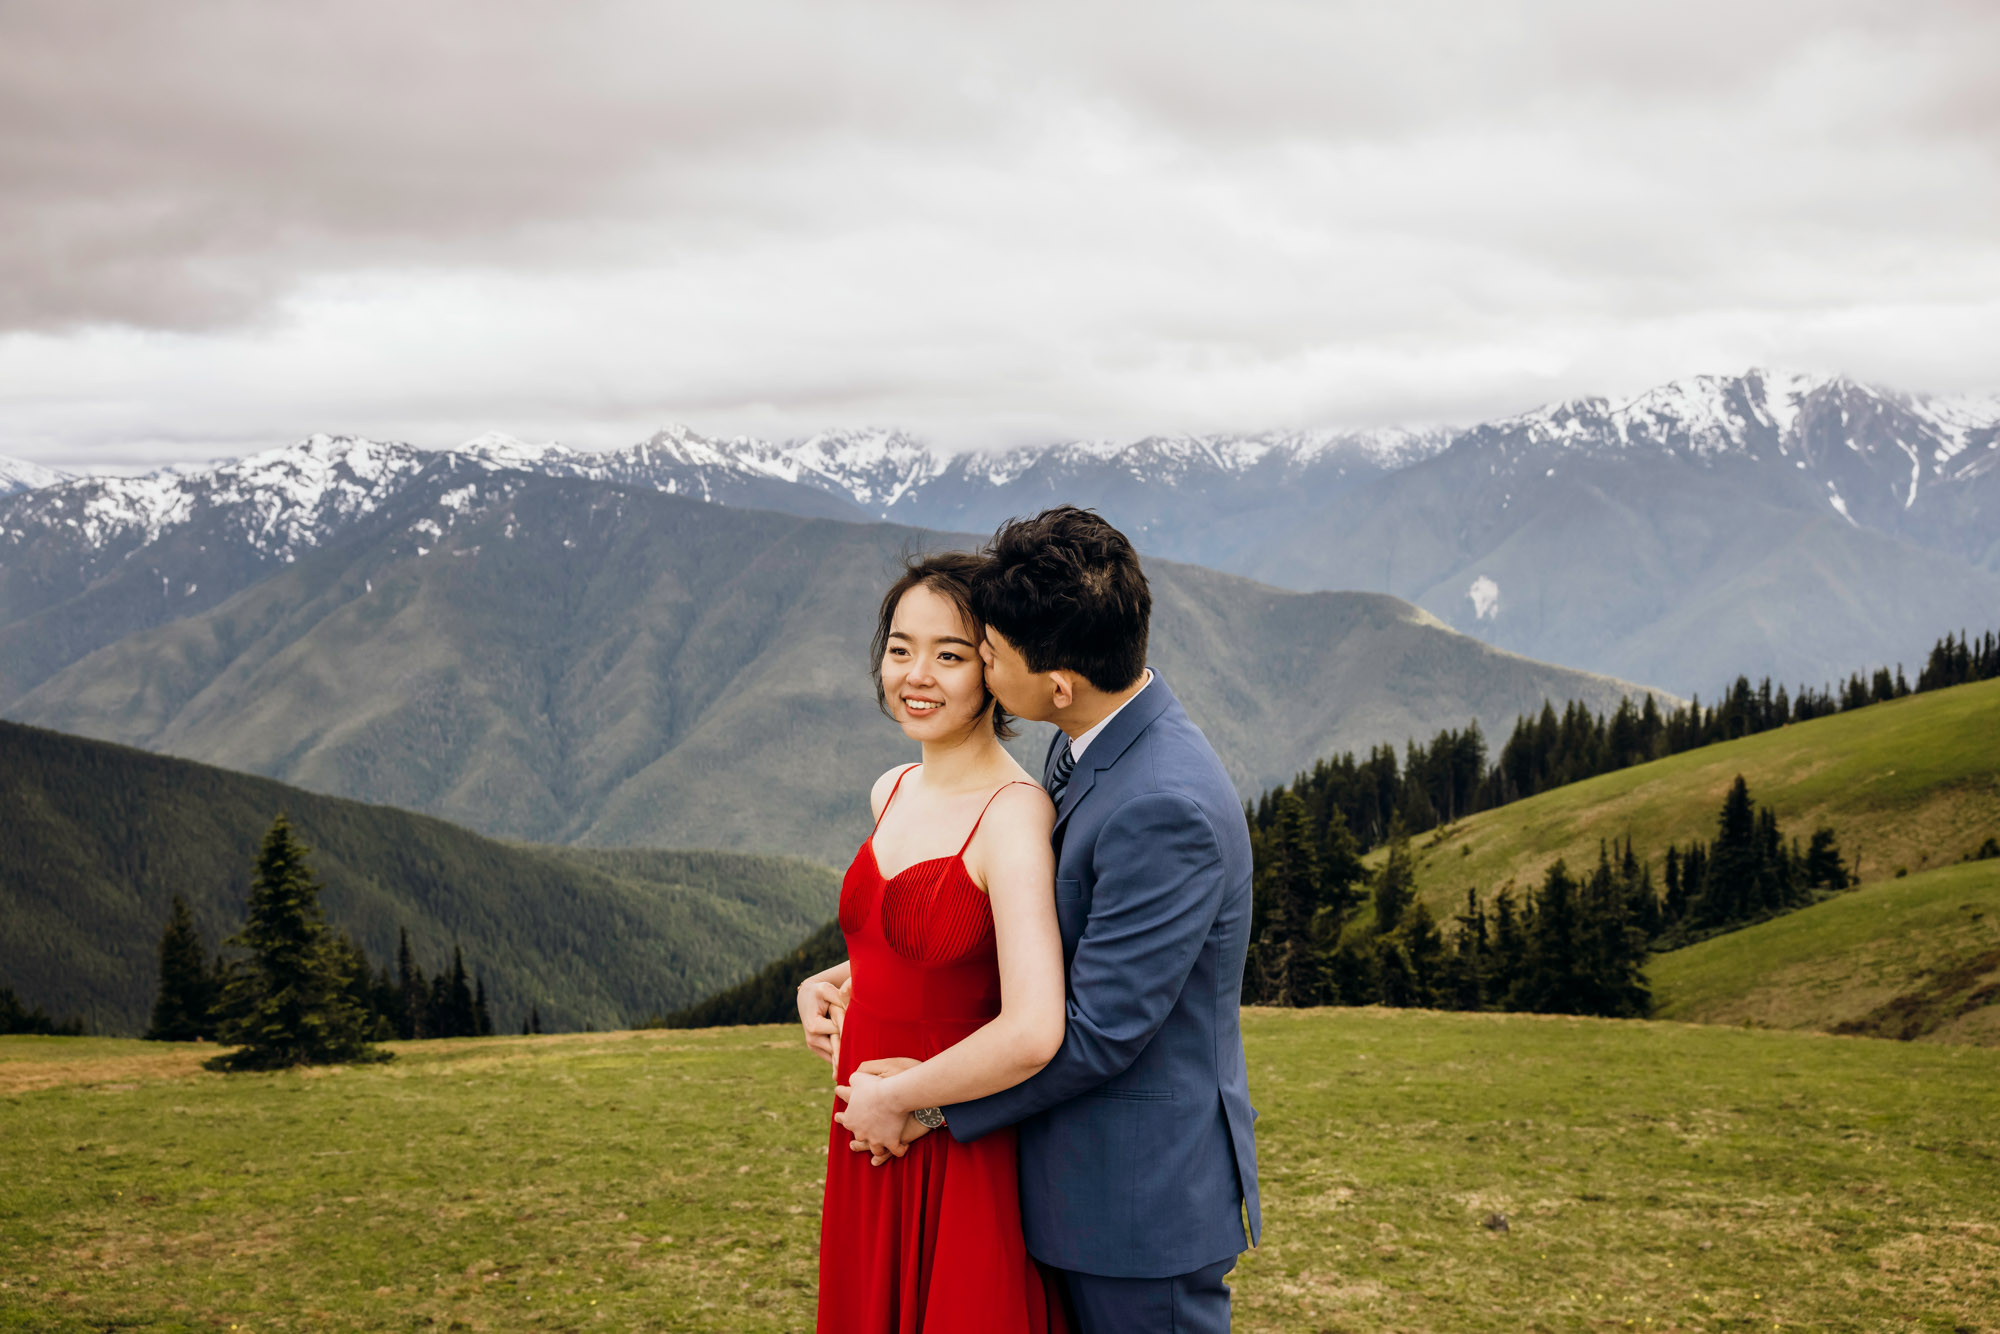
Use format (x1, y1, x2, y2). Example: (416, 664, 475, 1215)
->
(798, 976, 851, 1066)
(854, 1056, 919, 1079)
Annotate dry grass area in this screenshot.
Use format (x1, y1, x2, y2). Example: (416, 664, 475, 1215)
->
(0, 1037, 221, 1096)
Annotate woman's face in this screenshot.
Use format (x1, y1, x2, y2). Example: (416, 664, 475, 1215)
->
(881, 583, 992, 742)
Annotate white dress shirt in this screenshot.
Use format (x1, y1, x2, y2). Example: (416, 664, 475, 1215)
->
(1066, 668, 1153, 763)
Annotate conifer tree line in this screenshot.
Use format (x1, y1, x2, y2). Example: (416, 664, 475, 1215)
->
(144, 813, 506, 1066)
(0, 984, 87, 1036)
(1244, 776, 1849, 1019)
(1249, 625, 1998, 859)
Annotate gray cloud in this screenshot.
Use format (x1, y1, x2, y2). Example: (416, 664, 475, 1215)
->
(1, 0, 1996, 467)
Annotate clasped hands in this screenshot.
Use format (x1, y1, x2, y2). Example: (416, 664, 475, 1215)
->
(798, 977, 934, 1167)
(837, 1059, 933, 1166)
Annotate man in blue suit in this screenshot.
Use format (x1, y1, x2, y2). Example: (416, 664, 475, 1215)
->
(829, 506, 1261, 1331)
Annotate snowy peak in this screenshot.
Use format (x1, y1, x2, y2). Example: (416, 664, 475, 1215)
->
(1491, 368, 2000, 468)
(0, 453, 73, 495)
(780, 428, 944, 507)
(0, 433, 442, 561)
(451, 432, 574, 468)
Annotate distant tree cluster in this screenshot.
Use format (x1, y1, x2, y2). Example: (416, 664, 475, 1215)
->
(1245, 777, 1848, 1020)
(388, 931, 497, 1041)
(1250, 626, 1997, 857)
(1653, 777, 1850, 948)
(1917, 630, 2000, 692)
(0, 984, 87, 1036)
(145, 814, 501, 1068)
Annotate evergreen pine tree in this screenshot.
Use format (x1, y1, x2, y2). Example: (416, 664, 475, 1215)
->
(473, 975, 493, 1037)
(1697, 776, 1758, 927)
(429, 972, 456, 1037)
(1372, 816, 1416, 934)
(394, 927, 423, 1040)
(1441, 888, 1488, 1010)
(1662, 845, 1685, 926)
(144, 894, 214, 1042)
(1510, 860, 1583, 1014)
(1392, 900, 1446, 1008)
(1804, 828, 1850, 890)
(448, 945, 475, 1036)
(1251, 792, 1323, 1006)
(205, 814, 389, 1071)
(1488, 888, 1525, 1002)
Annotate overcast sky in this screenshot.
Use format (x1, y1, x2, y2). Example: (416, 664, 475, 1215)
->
(3, 0, 1996, 471)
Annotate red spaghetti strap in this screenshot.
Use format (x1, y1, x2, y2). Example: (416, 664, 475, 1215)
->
(871, 764, 920, 834)
(958, 780, 1040, 857)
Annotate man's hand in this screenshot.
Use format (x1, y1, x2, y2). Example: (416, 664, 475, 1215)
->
(834, 1070, 916, 1156)
(848, 1113, 934, 1166)
(798, 977, 850, 1067)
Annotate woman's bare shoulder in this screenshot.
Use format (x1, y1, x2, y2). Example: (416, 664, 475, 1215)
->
(868, 763, 921, 819)
(984, 779, 1056, 833)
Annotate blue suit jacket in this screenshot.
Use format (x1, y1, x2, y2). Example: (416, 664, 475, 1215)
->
(945, 673, 1261, 1279)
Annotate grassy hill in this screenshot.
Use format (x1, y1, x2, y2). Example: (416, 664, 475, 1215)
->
(1652, 859, 2000, 1044)
(0, 719, 839, 1035)
(1403, 676, 2000, 910)
(6, 475, 1657, 861)
(4, 1011, 1997, 1331)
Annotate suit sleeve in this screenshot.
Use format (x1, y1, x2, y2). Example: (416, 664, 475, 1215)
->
(944, 790, 1224, 1143)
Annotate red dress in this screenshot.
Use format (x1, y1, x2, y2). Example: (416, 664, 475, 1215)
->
(817, 769, 1070, 1334)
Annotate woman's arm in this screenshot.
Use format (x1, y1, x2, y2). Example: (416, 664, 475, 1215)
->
(799, 764, 910, 1063)
(836, 785, 1062, 1137)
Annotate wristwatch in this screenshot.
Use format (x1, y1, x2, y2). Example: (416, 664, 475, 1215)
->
(912, 1106, 946, 1129)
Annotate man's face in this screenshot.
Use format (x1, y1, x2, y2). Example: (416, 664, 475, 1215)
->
(979, 627, 1060, 724)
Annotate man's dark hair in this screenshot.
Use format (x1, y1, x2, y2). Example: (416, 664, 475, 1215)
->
(972, 506, 1150, 692)
(869, 551, 1015, 738)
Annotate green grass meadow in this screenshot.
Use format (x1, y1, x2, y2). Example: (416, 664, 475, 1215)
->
(5, 1013, 1998, 1332)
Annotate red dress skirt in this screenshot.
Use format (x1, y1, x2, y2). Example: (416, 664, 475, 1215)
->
(817, 777, 1069, 1333)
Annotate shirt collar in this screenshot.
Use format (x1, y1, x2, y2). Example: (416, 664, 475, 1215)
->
(1066, 668, 1153, 763)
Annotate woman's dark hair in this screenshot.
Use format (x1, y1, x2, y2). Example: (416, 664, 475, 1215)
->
(971, 505, 1150, 692)
(870, 551, 1015, 738)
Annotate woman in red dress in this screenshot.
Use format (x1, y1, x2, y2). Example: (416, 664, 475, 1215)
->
(796, 554, 1071, 1333)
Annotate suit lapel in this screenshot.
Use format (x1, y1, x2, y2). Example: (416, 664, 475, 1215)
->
(1053, 672, 1173, 834)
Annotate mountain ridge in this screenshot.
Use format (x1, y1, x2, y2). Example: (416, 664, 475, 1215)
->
(6, 477, 1661, 861)
(6, 367, 1995, 694)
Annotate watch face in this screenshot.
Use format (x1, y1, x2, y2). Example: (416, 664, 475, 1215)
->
(913, 1106, 945, 1129)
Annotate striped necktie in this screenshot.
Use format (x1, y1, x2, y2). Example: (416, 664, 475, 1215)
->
(1048, 738, 1077, 803)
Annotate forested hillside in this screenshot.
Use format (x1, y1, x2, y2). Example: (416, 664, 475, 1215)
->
(0, 720, 839, 1034)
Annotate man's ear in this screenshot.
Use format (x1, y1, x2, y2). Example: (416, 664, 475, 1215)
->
(1047, 670, 1076, 710)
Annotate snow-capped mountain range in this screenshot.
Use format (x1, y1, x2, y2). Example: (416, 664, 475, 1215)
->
(7, 366, 1993, 555)
(2, 368, 1996, 698)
